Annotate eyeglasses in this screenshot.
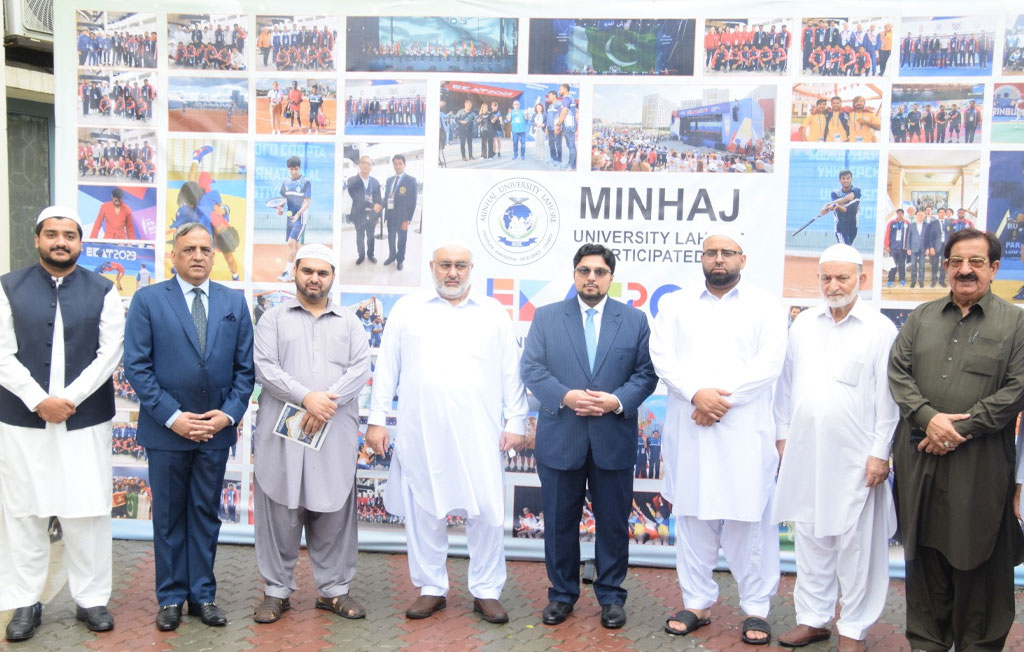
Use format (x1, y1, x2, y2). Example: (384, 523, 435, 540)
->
(945, 256, 989, 269)
(574, 266, 611, 278)
(435, 261, 470, 272)
(700, 249, 742, 260)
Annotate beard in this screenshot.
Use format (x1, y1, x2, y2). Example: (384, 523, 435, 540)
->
(435, 276, 468, 300)
(296, 279, 331, 302)
(824, 290, 857, 309)
(40, 246, 78, 269)
(704, 269, 740, 287)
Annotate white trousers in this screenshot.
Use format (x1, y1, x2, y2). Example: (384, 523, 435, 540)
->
(793, 492, 891, 640)
(675, 499, 780, 618)
(401, 477, 506, 600)
(1, 512, 111, 609)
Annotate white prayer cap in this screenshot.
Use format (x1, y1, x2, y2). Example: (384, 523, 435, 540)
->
(704, 226, 746, 253)
(36, 205, 82, 228)
(819, 243, 863, 266)
(294, 243, 335, 268)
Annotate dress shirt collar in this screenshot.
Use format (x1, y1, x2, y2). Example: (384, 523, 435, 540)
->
(283, 296, 345, 317)
(940, 289, 994, 316)
(698, 280, 743, 302)
(427, 289, 480, 309)
(175, 274, 210, 298)
(814, 296, 869, 326)
(577, 294, 608, 317)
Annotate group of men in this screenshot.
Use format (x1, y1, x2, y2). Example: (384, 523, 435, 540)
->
(345, 95, 426, 128)
(77, 29, 157, 68)
(255, 24, 336, 70)
(883, 205, 977, 289)
(170, 22, 247, 60)
(78, 141, 155, 182)
(900, 31, 992, 69)
(800, 96, 880, 143)
(801, 21, 893, 76)
(79, 79, 155, 122)
(890, 100, 982, 144)
(171, 42, 246, 71)
(703, 23, 791, 73)
(3, 205, 1023, 652)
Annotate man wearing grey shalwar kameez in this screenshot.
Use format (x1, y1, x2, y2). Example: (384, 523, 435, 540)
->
(251, 244, 371, 623)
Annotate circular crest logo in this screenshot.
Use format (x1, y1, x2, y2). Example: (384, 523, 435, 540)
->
(476, 178, 559, 266)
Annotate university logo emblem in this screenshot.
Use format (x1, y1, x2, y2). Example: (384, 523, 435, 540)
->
(477, 178, 559, 266)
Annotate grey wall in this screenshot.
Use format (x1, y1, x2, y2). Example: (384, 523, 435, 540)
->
(7, 98, 54, 270)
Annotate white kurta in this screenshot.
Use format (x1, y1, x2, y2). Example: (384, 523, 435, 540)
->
(368, 291, 528, 527)
(650, 281, 787, 522)
(0, 281, 124, 518)
(772, 301, 899, 538)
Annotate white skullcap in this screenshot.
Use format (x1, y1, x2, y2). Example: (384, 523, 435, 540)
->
(36, 205, 82, 228)
(704, 226, 746, 253)
(819, 243, 863, 266)
(295, 243, 335, 268)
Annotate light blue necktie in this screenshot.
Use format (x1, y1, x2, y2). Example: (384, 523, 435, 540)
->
(585, 308, 597, 372)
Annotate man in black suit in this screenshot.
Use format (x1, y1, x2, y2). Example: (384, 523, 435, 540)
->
(346, 155, 382, 265)
(382, 154, 417, 271)
(521, 244, 658, 630)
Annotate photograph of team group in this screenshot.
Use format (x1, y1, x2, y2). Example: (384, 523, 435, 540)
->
(10, 5, 1024, 647)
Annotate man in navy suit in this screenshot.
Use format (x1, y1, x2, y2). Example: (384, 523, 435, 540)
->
(521, 243, 658, 629)
(382, 154, 417, 271)
(124, 223, 254, 631)
(347, 155, 382, 265)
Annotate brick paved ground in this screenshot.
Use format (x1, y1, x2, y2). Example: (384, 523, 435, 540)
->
(4, 539, 1024, 651)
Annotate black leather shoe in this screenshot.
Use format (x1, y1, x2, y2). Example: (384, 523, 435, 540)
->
(541, 600, 573, 625)
(383, 257, 396, 265)
(367, 255, 378, 264)
(600, 604, 626, 629)
(76, 605, 114, 632)
(355, 256, 365, 265)
(155, 603, 182, 631)
(396, 261, 404, 271)
(188, 601, 227, 627)
(5, 602, 42, 642)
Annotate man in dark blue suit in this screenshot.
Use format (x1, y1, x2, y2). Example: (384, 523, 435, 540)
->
(382, 154, 417, 271)
(347, 155, 383, 265)
(124, 223, 254, 631)
(521, 243, 658, 630)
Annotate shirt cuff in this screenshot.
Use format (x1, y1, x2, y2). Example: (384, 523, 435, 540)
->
(165, 409, 182, 429)
(870, 439, 892, 461)
(226, 414, 236, 426)
(613, 395, 623, 415)
(367, 409, 388, 427)
(23, 386, 50, 413)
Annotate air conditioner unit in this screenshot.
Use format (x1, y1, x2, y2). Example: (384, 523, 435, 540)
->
(5, 0, 55, 49)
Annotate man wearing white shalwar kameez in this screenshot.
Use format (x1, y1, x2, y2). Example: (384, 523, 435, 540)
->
(650, 230, 787, 645)
(0, 206, 124, 642)
(773, 245, 898, 652)
(365, 244, 528, 625)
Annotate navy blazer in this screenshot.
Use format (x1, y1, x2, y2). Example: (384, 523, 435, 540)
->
(124, 278, 255, 451)
(347, 174, 382, 227)
(384, 173, 418, 227)
(521, 297, 658, 471)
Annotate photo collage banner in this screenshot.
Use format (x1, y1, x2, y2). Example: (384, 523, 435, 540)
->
(53, 0, 1024, 573)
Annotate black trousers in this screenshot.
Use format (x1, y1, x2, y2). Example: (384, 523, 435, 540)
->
(904, 514, 1018, 651)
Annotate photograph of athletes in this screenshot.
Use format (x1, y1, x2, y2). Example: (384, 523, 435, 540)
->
(791, 82, 883, 143)
(987, 151, 1024, 302)
(880, 150, 981, 302)
(347, 16, 517, 74)
(78, 184, 156, 241)
(355, 477, 410, 529)
(344, 79, 427, 136)
(799, 17, 895, 77)
(1005, 16, 1024, 74)
(111, 417, 144, 465)
(504, 414, 537, 474)
(165, 138, 247, 282)
(167, 13, 247, 71)
(112, 467, 152, 520)
(991, 83, 1024, 144)
(77, 128, 156, 182)
(440, 81, 575, 169)
(167, 77, 248, 134)
(340, 292, 402, 350)
(77, 70, 156, 126)
(592, 84, 775, 173)
(77, 241, 155, 297)
(899, 16, 995, 76)
(529, 18, 694, 75)
(783, 149, 878, 298)
(252, 141, 335, 283)
(356, 416, 397, 471)
(890, 83, 985, 144)
(635, 395, 666, 480)
(255, 79, 336, 135)
(254, 15, 337, 72)
(339, 142, 424, 287)
(75, 10, 157, 68)
(703, 18, 792, 75)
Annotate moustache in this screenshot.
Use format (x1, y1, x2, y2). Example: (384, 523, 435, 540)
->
(49, 246, 71, 253)
(956, 273, 978, 282)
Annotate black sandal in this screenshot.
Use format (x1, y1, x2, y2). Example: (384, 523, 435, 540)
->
(741, 615, 771, 645)
(664, 609, 711, 636)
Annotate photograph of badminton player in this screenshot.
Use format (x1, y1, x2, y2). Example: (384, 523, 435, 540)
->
(264, 155, 311, 282)
(793, 169, 861, 246)
(168, 144, 242, 280)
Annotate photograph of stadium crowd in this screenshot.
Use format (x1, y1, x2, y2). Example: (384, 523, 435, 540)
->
(592, 84, 775, 172)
